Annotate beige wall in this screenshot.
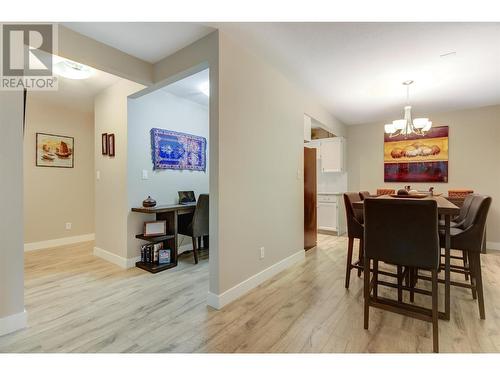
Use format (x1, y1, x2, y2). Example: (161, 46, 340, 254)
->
(24, 97, 95, 244)
(0, 90, 25, 332)
(138, 31, 222, 292)
(94, 80, 145, 260)
(217, 32, 346, 293)
(347, 104, 500, 245)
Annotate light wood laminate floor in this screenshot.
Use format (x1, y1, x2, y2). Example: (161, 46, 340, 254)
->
(1, 234, 500, 353)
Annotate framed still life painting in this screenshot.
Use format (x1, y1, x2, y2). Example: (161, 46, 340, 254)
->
(150, 128, 206, 171)
(384, 126, 449, 182)
(36, 133, 74, 168)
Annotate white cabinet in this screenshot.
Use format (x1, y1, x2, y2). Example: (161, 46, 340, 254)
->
(304, 114, 312, 142)
(320, 137, 345, 173)
(317, 194, 345, 235)
(318, 201, 338, 232)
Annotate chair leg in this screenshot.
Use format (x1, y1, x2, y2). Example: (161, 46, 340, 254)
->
(373, 260, 378, 299)
(345, 237, 354, 289)
(192, 237, 199, 264)
(468, 251, 478, 300)
(397, 265, 403, 303)
(358, 238, 364, 277)
(471, 252, 485, 319)
(462, 250, 469, 281)
(431, 269, 439, 353)
(410, 267, 415, 303)
(364, 257, 371, 330)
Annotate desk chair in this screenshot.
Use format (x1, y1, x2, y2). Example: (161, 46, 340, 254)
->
(178, 194, 209, 264)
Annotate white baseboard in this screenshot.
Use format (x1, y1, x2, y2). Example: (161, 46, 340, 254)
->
(93, 247, 140, 269)
(24, 233, 95, 252)
(0, 309, 27, 337)
(487, 241, 500, 251)
(207, 249, 305, 310)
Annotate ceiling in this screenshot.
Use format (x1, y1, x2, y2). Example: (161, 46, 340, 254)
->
(162, 69, 209, 107)
(62, 22, 500, 125)
(215, 23, 500, 124)
(63, 23, 215, 63)
(29, 55, 122, 113)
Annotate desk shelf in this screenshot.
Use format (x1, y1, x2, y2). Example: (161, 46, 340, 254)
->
(135, 234, 175, 242)
(132, 203, 196, 274)
(135, 261, 177, 274)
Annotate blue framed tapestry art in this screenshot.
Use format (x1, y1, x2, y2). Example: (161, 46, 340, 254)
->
(150, 128, 207, 171)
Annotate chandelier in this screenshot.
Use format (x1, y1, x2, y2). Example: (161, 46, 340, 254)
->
(384, 80, 432, 138)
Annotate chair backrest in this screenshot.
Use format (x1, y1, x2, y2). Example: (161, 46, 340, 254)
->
(448, 189, 474, 199)
(364, 198, 440, 270)
(455, 194, 474, 222)
(376, 188, 396, 196)
(359, 191, 371, 200)
(343, 192, 364, 238)
(192, 194, 209, 237)
(456, 195, 492, 252)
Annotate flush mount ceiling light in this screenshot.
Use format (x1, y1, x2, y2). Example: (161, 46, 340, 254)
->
(53, 59, 94, 80)
(384, 80, 432, 138)
(199, 81, 209, 96)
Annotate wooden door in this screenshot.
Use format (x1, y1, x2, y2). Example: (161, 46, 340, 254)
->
(304, 147, 317, 250)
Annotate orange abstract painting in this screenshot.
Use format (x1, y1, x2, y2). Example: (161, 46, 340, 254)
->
(384, 126, 449, 183)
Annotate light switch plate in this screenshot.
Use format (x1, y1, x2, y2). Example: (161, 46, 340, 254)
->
(96, 170, 100, 180)
(142, 170, 148, 180)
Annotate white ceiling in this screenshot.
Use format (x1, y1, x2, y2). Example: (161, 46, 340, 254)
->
(162, 69, 209, 107)
(61, 22, 500, 125)
(29, 55, 122, 113)
(63, 23, 215, 63)
(215, 23, 500, 124)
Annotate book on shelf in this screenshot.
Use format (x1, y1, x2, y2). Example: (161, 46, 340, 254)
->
(140, 242, 171, 265)
(158, 249, 171, 264)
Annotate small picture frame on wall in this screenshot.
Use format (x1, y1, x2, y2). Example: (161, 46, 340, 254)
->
(143, 220, 167, 237)
(108, 133, 115, 157)
(101, 133, 108, 155)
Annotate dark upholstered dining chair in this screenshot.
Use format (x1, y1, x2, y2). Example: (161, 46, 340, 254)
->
(359, 191, 371, 200)
(363, 198, 440, 353)
(178, 194, 209, 264)
(438, 195, 492, 319)
(438, 194, 475, 281)
(439, 194, 474, 229)
(343, 193, 364, 288)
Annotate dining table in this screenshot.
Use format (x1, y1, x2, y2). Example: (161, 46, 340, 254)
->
(352, 194, 460, 320)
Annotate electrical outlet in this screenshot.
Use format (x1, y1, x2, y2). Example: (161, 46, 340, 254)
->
(65, 222, 72, 230)
(96, 170, 101, 180)
(142, 170, 149, 180)
(260, 247, 265, 259)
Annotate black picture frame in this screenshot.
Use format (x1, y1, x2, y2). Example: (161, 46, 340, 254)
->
(108, 133, 115, 157)
(102, 133, 108, 155)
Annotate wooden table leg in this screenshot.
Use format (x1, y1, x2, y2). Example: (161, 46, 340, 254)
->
(445, 214, 451, 321)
